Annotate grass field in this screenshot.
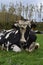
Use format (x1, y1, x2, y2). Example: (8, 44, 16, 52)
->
(0, 34, 43, 65)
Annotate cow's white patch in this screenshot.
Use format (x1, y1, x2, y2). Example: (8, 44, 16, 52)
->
(11, 45, 21, 52)
(5, 32, 12, 39)
(6, 29, 13, 32)
(14, 24, 17, 26)
(15, 30, 18, 34)
(0, 33, 4, 36)
(0, 37, 1, 39)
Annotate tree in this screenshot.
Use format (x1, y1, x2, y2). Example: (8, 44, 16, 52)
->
(8, 3, 15, 14)
(18, 2, 22, 16)
(39, 3, 43, 22)
(1, 3, 7, 12)
(34, 5, 39, 21)
(22, 5, 25, 18)
(28, 4, 34, 21)
(25, 4, 28, 19)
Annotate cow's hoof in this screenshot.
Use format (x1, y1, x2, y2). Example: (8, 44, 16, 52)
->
(35, 43, 40, 49)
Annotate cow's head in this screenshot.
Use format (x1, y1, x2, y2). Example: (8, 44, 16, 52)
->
(20, 21, 31, 43)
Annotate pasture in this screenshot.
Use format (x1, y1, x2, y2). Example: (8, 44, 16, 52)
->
(0, 34, 43, 65)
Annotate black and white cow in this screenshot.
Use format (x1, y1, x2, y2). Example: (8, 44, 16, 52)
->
(10, 23, 39, 52)
(0, 23, 29, 52)
(0, 22, 39, 52)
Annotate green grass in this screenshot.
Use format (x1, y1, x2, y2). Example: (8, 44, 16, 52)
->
(0, 34, 43, 65)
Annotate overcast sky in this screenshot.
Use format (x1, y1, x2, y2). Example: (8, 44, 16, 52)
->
(0, 0, 43, 6)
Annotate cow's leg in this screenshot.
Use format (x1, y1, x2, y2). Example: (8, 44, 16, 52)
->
(26, 42, 35, 52)
(0, 45, 1, 49)
(28, 42, 35, 52)
(35, 43, 40, 49)
(1, 44, 4, 50)
(6, 41, 10, 51)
